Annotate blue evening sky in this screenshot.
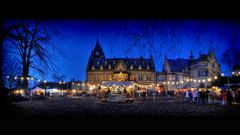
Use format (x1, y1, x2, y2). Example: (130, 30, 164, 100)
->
(5, 19, 240, 82)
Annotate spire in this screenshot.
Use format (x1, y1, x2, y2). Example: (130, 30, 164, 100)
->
(164, 54, 167, 60)
(90, 40, 105, 59)
(208, 48, 214, 54)
(189, 49, 194, 61)
(163, 54, 170, 73)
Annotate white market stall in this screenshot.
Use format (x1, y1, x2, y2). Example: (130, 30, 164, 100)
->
(31, 87, 46, 96)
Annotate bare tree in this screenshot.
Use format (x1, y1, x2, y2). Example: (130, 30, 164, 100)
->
(52, 72, 66, 83)
(4, 19, 62, 91)
(2, 58, 21, 89)
(221, 29, 240, 74)
(95, 19, 186, 68)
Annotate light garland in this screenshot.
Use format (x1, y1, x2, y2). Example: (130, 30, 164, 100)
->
(159, 74, 224, 86)
(6, 75, 49, 83)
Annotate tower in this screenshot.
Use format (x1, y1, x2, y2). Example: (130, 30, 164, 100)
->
(163, 54, 170, 73)
(90, 40, 105, 59)
(189, 49, 194, 61)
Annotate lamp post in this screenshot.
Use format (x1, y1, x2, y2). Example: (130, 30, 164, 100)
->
(59, 81, 63, 96)
(44, 80, 47, 89)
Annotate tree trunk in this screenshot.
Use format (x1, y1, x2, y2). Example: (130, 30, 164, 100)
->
(22, 64, 29, 91)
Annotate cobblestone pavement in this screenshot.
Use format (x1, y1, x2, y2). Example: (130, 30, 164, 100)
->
(9, 96, 240, 117)
(2, 96, 240, 129)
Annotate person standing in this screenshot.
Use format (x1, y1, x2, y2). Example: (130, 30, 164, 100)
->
(227, 89, 233, 105)
(186, 90, 190, 102)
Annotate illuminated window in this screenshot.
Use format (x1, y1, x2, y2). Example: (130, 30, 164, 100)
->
(92, 66, 95, 70)
(100, 65, 103, 70)
(139, 65, 142, 70)
(97, 61, 100, 65)
(108, 65, 111, 69)
(147, 65, 150, 69)
(130, 64, 133, 70)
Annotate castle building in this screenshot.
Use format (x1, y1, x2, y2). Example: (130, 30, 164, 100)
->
(157, 49, 220, 91)
(86, 40, 156, 93)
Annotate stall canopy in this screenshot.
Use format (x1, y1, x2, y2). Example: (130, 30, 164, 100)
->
(31, 87, 45, 95)
(102, 81, 135, 87)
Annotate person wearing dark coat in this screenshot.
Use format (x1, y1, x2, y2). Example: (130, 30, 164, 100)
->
(227, 90, 233, 105)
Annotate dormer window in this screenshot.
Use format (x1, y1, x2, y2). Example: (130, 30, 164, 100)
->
(138, 65, 142, 70)
(92, 66, 95, 70)
(130, 64, 133, 70)
(108, 65, 111, 69)
(100, 65, 103, 70)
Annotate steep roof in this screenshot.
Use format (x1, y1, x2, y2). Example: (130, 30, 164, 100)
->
(168, 58, 190, 72)
(190, 53, 209, 65)
(90, 40, 105, 59)
(87, 57, 155, 71)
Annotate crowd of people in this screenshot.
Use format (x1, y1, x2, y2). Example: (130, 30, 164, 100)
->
(185, 88, 240, 105)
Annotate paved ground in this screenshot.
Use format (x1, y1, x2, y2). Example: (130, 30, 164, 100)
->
(1, 96, 240, 130)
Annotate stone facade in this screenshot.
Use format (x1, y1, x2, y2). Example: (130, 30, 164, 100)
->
(157, 49, 220, 91)
(86, 40, 156, 90)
